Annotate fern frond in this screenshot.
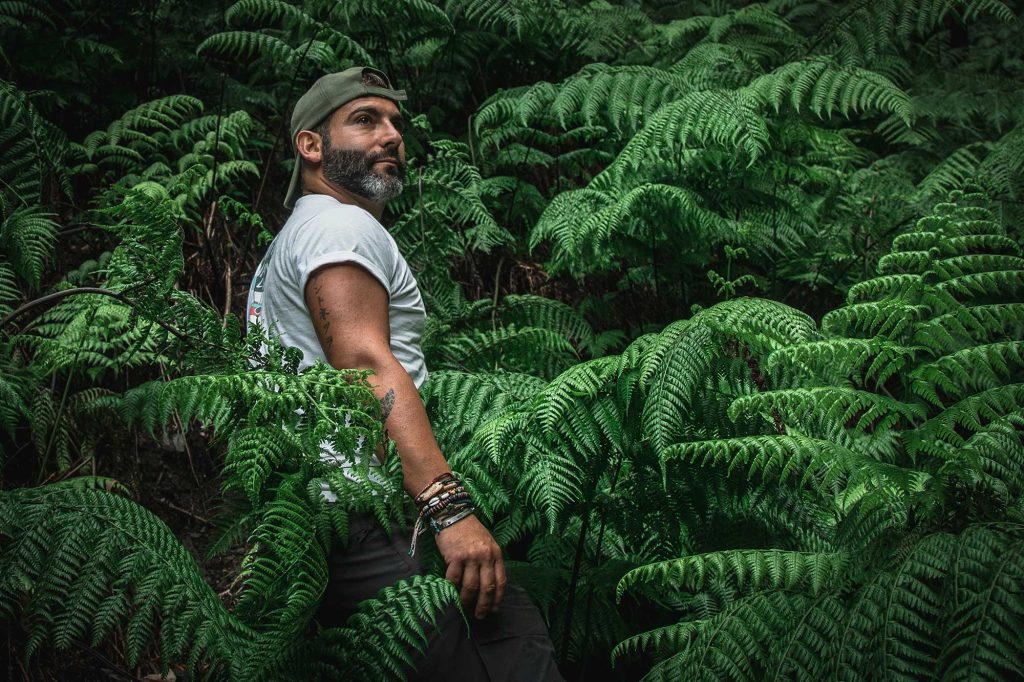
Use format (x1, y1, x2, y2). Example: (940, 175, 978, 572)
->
(0, 486, 253, 673)
(423, 369, 543, 445)
(729, 386, 926, 433)
(936, 523, 1024, 682)
(611, 621, 699, 663)
(0, 261, 19, 317)
(236, 475, 325, 650)
(532, 184, 741, 278)
(833, 531, 954, 680)
(433, 325, 577, 376)
(316, 574, 460, 681)
(518, 440, 585, 530)
(695, 297, 818, 349)
(223, 425, 303, 506)
(909, 342, 1024, 407)
(224, 0, 316, 29)
(766, 338, 915, 387)
(749, 57, 912, 124)
(531, 357, 617, 432)
(480, 63, 696, 133)
(493, 294, 593, 345)
(615, 88, 771, 168)
(643, 324, 718, 452)
(665, 435, 920, 496)
(617, 550, 848, 602)
(0, 79, 69, 203)
(0, 206, 58, 287)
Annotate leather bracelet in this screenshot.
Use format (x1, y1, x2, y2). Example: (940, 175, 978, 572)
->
(414, 472, 458, 505)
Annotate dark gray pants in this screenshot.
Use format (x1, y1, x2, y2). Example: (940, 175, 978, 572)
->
(317, 514, 564, 682)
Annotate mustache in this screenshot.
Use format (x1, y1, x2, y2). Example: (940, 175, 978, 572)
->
(366, 150, 405, 172)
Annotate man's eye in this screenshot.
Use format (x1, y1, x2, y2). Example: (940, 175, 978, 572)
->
(356, 116, 372, 125)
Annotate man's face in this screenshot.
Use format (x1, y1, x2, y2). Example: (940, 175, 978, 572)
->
(320, 96, 407, 203)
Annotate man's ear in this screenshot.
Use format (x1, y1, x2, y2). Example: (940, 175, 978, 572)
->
(295, 130, 323, 165)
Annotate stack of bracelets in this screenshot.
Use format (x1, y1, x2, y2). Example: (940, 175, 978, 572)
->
(408, 471, 477, 556)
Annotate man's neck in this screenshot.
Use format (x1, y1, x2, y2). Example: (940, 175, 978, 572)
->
(301, 176, 385, 221)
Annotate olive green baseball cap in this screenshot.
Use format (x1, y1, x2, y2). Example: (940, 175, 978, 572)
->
(283, 66, 407, 209)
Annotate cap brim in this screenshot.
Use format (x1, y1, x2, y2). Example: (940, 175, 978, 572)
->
(283, 151, 302, 209)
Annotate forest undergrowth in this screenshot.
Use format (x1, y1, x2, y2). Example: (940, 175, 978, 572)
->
(1, 0, 1023, 680)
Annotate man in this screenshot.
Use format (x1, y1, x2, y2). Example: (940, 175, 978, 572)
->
(246, 66, 562, 680)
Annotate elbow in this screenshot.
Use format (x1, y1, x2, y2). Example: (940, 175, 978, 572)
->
(325, 342, 395, 373)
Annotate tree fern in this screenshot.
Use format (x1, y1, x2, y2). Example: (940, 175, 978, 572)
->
(612, 190, 1024, 679)
(4, 0, 1024, 677)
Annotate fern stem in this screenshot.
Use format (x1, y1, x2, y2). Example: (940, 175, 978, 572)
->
(0, 284, 221, 350)
(38, 453, 91, 485)
(561, 504, 593, 662)
(491, 256, 505, 336)
(37, 304, 99, 482)
(37, 367, 75, 483)
(576, 453, 625, 681)
(1, 287, 122, 331)
(745, 347, 786, 435)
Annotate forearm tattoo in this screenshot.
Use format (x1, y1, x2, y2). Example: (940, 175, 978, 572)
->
(380, 388, 396, 420)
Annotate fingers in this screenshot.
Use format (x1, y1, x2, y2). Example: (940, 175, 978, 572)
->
(446, 556, 504, 620)
(476, 561, 495, 619)
(460, 562, 480, 613)
(446, 559, 463, 596)
(493, 556, 507, 612)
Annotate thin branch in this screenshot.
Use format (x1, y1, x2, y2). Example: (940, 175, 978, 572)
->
(0, 286, 195, 347)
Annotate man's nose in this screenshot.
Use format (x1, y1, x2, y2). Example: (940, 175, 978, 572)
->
(379, 120, 403, 148)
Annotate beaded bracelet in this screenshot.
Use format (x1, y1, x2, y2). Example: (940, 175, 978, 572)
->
(420, 491, 471, 516)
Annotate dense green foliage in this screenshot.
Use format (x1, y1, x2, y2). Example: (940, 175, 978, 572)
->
(1, 0, 1022, 679)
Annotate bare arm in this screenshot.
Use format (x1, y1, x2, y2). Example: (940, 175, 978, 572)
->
(305, 262, 506, 618)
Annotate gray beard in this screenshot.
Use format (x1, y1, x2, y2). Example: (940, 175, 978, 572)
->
(321, 138, 405, 204)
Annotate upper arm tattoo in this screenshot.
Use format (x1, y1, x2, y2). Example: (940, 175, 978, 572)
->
(311, 277, 334, 352)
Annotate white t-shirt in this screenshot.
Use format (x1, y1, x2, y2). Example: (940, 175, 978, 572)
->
(246, 193, 428, 386)
(245, 194, 428, 491)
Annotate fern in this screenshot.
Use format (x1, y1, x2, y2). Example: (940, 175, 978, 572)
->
(0, 79, 68, 204)
(617, 549, 849, 601)
(612, 190, 1024, 679)
(313, 575, 460, 680)
(3, 0, 1024, 676)
(0, 206, 57, 288)
(0, 485, 253, 674)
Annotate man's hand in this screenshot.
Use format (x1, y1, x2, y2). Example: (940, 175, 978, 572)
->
(434, 514, 507, 619)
